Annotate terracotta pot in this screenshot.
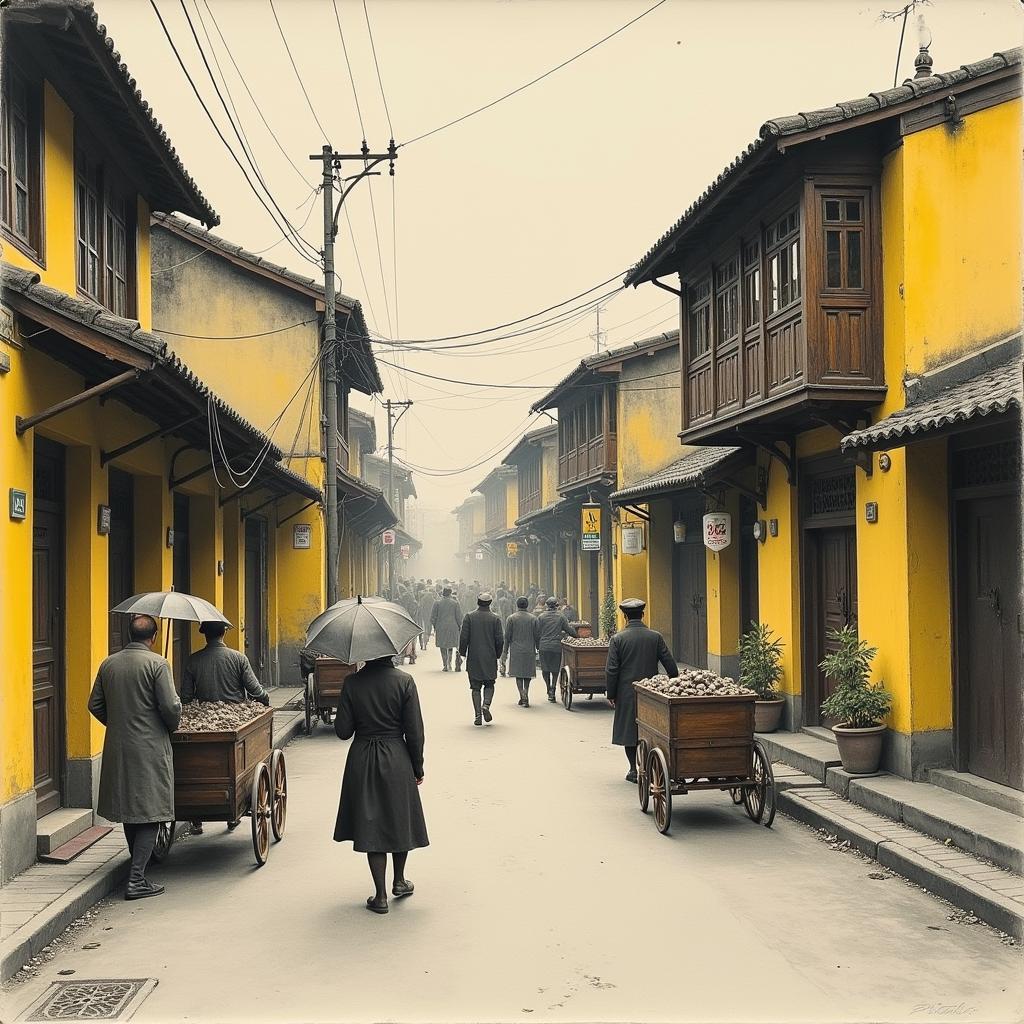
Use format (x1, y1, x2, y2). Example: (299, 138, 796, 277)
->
(832, 724, 886, 774)
(754, 699, 785, 733)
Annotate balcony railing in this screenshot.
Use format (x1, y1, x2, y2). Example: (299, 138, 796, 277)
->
(519, 486, 542, 518)
(557, 434, 616, 490)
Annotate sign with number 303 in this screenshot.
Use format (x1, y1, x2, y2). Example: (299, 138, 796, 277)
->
(702, 512, 732, 551)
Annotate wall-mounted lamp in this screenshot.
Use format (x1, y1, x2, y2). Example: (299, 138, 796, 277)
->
(673, 520, 686, 543)
(166, 528, 175, 548)
(752, 520, 768, 544)
(878, 452, 892, 473)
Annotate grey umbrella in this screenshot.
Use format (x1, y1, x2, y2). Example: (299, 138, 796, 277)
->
(110, 591, 232, 626)
(305, 596, 420, 664)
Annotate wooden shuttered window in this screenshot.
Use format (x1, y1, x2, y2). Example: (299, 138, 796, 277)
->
(1, 66, 43, 256)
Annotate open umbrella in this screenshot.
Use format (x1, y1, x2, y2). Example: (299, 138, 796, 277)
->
(111, 591, 231, 656)
(304, 596, 420, 664)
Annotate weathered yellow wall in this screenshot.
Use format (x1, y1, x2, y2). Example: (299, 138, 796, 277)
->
(276, 497, 325, 646)
(617, 345, 681, 488)
(646, 500, 674, 640)
(540, 438, 559, 506)
(705, 491, 741, 667)
(222, 507, 244, 651)
(615, 510, 649, 609)
(504, 477, 518, 530)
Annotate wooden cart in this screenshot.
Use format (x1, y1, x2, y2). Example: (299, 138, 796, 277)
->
(304, 656, 361, 734)
(152, 707, 286, 867)
(557, 639, 609, 710)
(634, 686, 775, 834)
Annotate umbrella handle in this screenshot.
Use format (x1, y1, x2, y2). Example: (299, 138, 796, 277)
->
(164, 623, 170, 659)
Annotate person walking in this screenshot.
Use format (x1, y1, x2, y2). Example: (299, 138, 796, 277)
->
(561, 598, 579, 623)
(88, 614, 181, 900)
(503, 597, 541, 707)
(458, 593, 504, 726)
(333, 655, 428, 915)
(430, 586, 463, 671)
(537, 596, 576, 702)
(606, 598, 679, 783)
(417, 585, 436, 651)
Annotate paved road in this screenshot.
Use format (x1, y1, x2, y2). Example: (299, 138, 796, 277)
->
(6, 649, 1022, 1023)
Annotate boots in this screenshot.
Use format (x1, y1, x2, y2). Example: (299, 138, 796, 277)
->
(522, 680, 530, 708)
(482, 684, 494, 723)
(441, 650, 450, 671)
(544, 673, 556, 702)
(455, 652, 463, 673)
(471, 690, 483, 726)
(516, 681, 525, 706)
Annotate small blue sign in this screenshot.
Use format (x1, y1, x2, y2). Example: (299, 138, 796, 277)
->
(9, 488, 27, 520)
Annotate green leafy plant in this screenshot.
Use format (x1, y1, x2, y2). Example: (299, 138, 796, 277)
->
(738, 622, 784, 700)
(600, 589, 618, 640)
(819, 626, 892, 728)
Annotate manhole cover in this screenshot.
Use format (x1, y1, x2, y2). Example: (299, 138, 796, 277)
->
(19, 979, 157, 1021)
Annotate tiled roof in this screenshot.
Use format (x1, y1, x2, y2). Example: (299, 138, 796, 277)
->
(503, 423, 557, 465)
(531, 330, 679, 413)
(610, 447, 743, 503)
(516, 497, 569, 526)
(840, 358, 1022, 452)
(625, 48, 1022, 286)
(471, 463, 517, 496)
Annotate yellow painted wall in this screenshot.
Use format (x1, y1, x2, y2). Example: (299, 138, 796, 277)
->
(615, 509, 649, 609)
(504, 476, 519, 530)
(646, 499, 674, 641)
(222, 507, 244, 651)
(540, 437, 559, 506)
(617, 345, 681, 488)
(705, 491, 741, 666)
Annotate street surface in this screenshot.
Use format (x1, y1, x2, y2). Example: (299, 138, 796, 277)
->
(5, 648, 1022, 1024)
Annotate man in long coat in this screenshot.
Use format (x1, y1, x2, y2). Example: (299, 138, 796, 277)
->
(537, 596, 577, 702)
(88, 614, 182, 900)
(417, 585, 437, 651)
(430, 586, 463, 671)
(503, 597, 541, 707)
(606, 598, 679, 783)
(458, 593, 504, 726)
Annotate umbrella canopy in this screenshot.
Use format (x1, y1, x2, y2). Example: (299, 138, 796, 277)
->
(110, 591, 232, 626)
(305, 596, 420, 663)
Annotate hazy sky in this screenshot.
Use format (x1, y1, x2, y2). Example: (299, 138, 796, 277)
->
(107, 0, 1020, 527)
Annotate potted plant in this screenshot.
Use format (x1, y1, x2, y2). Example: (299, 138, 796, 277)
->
(600, 589, 618, 640)
(739, 622, 785, 733)
(819, 627, 893, 774)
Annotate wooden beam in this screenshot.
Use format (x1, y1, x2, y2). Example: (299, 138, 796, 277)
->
(16, 369, 140, 435)
(101, 412, 201, 466)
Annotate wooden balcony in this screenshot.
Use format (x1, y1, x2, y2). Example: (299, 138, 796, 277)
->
(519, 486, 542, 519)
(557, 434, 617, 491)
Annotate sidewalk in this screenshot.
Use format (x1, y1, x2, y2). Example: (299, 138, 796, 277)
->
(0, 688, 305, 984)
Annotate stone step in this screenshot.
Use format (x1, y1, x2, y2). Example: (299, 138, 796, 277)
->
(38, 825, 112, 864)
(35, 808, 93, 856)
(841, 774, 1024, 875)
(757, 730, 842, 782)
(927, 768, 1024, 819)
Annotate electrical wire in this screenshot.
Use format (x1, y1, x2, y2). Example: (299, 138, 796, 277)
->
(362, 0, 394, 139)
(268, 0, 331, 143)
(332, 0, 366, 137)
(155, 319, 318, 340)
(400, 0, 670, 148)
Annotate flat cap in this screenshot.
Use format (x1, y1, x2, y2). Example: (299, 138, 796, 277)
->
(477, 592, 493, 604)
(619, 598, 646, 612)
(545, 596, 559, 607)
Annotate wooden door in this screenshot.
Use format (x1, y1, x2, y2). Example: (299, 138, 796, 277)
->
(809, 525, 858, 719)
(245, 517, 268, 684)
(956, 494, 1023, 790)
(107, 469, 134, 655)
(673, 512, 708, 669)
(585, 550, 600, 629)
(32, 440, 65, 818)
(172, 492, 190, 690)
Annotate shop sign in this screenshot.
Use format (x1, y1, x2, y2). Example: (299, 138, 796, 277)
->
(621, 524, 644, 555)
(581, 503, 601, 552)
(9, 488, 27, 520)
(475, 550, 484, 560)
(382, 529, 396, 546)
(400, 544, 411, 560)
(703, 512, 732, 551)
(293, 523, 312, 549)
(97, 504, 111, 535)
(506, 541, 519, 558)
(0, 304, 17, 347)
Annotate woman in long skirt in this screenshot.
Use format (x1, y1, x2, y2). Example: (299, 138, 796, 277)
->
(503, 597, 541, 707)
(334, 656, 429, 914)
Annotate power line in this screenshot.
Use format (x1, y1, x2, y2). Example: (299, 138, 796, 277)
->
(155, 318, 318, 339)
(400, 0, 670, 147)
(332, 0, 367, 138)
(268, 0, 331, 143)
(362, 0, 395, 138)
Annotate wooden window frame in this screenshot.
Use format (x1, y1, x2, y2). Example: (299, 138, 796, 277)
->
(765, 206, 801, 316)
(820, 193, 867, 292)
(1, 62, 44, 261)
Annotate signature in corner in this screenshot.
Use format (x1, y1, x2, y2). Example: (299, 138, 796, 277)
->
(910, 1003, 978, 1017)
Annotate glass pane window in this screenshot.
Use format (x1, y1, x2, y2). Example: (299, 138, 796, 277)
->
(820, 195, 866, 291)
(688, 277, 712, 358)
(847, 231, 862, 288)
(826, 230, 842, 287)
(824, 200, 842, 222)
(716, 282, 738, 343)
(743, 267, 760, 328)
(765, 206, 801, 314)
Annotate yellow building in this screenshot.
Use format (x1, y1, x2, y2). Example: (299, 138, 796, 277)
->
(470, 465, 519, 588)
(626, 45, 1022, 786)
(149, 215, 397, 660)
(0, 2, 314, 880)
(503, 425, 559, 597)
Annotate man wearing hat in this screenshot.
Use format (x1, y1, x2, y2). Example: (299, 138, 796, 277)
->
(537, 596, 577, 702)
(457, 593, 504, 726)
(606, 598, 678, 783)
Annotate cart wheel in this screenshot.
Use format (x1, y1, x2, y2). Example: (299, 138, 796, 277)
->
(648, 748, 672, 835)
(319, 707, 334, 726)
(744, 740, 776, 825)
(250, 763, 272, 866)
(636, 739, 650, 813)
(562, 671, 574, 711)
(752, 740, 776, 828)
(151, 821, 175, 863)
(304, 675, 315, 736)
(270, 749, 287, 842)
(729, 787, 743, 804)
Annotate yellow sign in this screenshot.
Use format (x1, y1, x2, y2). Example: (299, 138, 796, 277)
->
(506, 541, 519, 558)
(581, 504, 601, 552)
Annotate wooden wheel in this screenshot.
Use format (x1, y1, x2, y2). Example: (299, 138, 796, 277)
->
(560, 669, 573, 710)
(648, 747, 672, 835)
(250, 763, 272, 866)
(319, 706, 334, 725)
(636, 739, 650, 813)
(270, 749, 287, 841)
(151, 821, 175, 863)
(743, 741, 776, 825)
(304, 674, 315, 736)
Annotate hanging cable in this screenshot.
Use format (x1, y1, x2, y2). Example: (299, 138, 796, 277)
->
(362, 0, 394, 138)
(268, 0, 332, 143)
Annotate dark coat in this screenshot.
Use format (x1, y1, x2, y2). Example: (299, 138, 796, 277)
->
(333, 661, 429, 853)
(182, 639, 269, 705)
(537, 609, 576, 673)
(605, 621, 679, 746)
(503, 611, 540, 679)
(458, 607, 504, 681)
(431, 596, 463, 648)
(417, 591, 436, 631)
(88, 643, 182, 823)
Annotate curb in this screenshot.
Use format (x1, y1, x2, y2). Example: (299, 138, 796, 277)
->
(272, 712, 304, 751)
(779, 790, 1024, 941)
(0, 853, 130, 983)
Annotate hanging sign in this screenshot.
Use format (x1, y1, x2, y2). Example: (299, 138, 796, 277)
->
(621, 524, 645, 555)
(293, 523, 312, 549)
(382, 529, 396, 546)
(506, 541, 519, 558)
(703, 512, 732, 551)
(400, 544, 411, 560)
(475, 550, 484, 561)
(581, 503, 601, 552)
(673, 520, 687, 544)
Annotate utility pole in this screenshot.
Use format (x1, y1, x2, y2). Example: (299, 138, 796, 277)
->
(384, 398, 413, 598)
(590, 305, 607, 354)
(310, 139, 397, 606)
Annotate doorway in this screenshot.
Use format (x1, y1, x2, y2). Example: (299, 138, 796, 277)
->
(107, 468, 134, 655)
(245, 516, 269, 685)
(32, 439, 66, 819)
(801, 461, 858, 725)
(172, 492, 190, 690)
(739, 495, 760, 637)
(672, 497, 707, 668)
(953, 431, 1023, 791)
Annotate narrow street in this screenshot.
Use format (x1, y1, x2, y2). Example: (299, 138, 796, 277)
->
(5, 649, 1020, 1024)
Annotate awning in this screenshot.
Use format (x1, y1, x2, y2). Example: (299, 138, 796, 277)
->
(840, 356, 1022, 453)
(516, 497, 569, 527)
(610, 446, 749, 505)
(395, 526, 422, 552)
(339, 469, 397, 536)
